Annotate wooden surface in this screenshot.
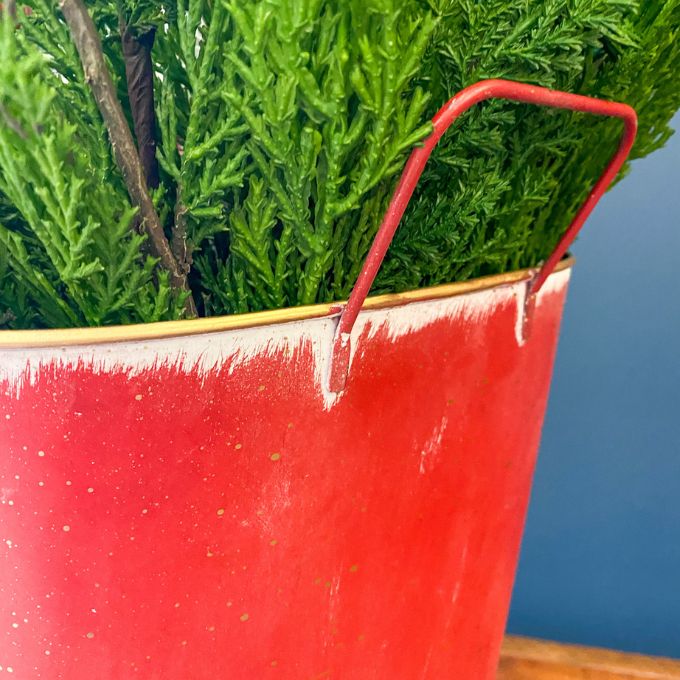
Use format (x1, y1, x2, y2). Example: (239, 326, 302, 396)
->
(499, 636, 680, 679)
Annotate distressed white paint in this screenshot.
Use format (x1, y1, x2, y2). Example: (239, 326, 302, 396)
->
(0, 270, 570, 410)
(450, 543, 469, 606)
(534, 266, 571, 302)
(420, 416, 449, 475)
(512, 267, 573, 347)
(513, 280, 530, 347)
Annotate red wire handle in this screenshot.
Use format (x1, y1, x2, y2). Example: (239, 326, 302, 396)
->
(328, 78, 638, 393)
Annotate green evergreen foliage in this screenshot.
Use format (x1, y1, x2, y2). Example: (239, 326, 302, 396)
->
(0, 3, 185, 327)
(0, 1, 678, 328)
(376, 0, 680, 292)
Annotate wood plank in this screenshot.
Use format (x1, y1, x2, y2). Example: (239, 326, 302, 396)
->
(498, 636, 680, 680)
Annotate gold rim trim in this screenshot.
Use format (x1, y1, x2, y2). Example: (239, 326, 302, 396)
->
(0, 259, 574, 349)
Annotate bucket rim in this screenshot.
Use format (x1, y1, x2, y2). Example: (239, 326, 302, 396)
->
(0, 258, 574, 349)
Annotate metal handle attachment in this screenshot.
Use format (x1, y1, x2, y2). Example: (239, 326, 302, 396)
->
(328, 78, 638, 393)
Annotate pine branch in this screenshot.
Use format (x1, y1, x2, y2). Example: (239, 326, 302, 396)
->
(58, 0, 197, 316)
(167, 0, 236, 275)
(2, 0, 679, 328)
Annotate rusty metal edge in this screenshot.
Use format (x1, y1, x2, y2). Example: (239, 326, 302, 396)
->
(0, 259, 574, 349)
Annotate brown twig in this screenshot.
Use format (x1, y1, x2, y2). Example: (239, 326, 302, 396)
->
(4, 0, 17, 20)
(172, 190, 192, 275)
(120, 22, 160, 189)
(58, 0, 197, 317)
(0, 102, 28, 140)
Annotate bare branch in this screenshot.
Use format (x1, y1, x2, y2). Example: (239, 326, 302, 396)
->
(120, 22, 160, 189)
(5, 0, 17, 21)
(58, 0, 197, 317)
(0, 102, 28, 140)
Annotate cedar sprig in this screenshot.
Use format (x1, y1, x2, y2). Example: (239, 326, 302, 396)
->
(0, 0, 679, 329)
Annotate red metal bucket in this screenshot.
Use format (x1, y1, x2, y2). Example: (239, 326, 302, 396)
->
(0, 81, 636, 679)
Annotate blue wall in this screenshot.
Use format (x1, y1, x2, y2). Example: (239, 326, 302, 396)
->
(507, 112, 680, 658)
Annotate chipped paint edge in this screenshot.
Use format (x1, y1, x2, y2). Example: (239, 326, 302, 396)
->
(0, 268, 572, 410)
(0, 260, 575, 350)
